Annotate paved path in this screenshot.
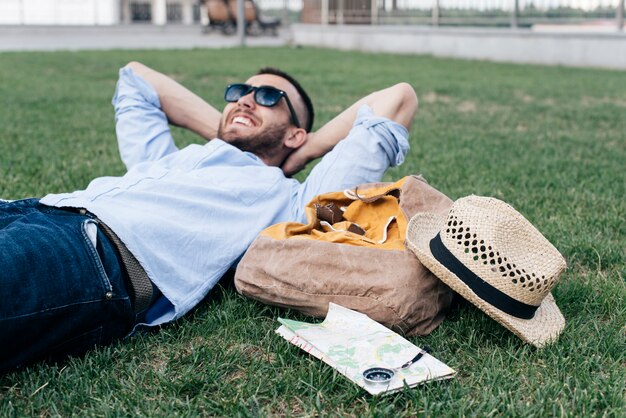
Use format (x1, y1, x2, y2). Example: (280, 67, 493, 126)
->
(0, 25, 289, 52)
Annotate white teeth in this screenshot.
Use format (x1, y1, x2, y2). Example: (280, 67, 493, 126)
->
(233, 116, 253, 127)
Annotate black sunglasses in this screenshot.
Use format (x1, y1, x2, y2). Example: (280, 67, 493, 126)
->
(224, 83, 301, 129)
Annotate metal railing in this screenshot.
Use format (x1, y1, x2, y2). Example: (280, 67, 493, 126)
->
(257, 0, 625, 30)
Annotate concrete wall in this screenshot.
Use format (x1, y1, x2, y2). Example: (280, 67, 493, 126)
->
(291, 24, 626, 70)
(0, 0, 119, 25)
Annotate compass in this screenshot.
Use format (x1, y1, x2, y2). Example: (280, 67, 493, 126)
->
(362, 367, 395, 385)
(361, 346, 431, 387)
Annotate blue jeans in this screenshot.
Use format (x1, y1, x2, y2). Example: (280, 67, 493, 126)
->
(0, 199, 135, 372)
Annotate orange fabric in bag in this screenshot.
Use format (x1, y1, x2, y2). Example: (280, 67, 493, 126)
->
(261, 178, 407, 250)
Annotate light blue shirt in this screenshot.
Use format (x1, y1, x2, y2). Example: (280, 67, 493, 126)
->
(41, 67, 409, 327)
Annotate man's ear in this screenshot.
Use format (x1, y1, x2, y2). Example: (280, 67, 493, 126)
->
(283, 128, 308, 150)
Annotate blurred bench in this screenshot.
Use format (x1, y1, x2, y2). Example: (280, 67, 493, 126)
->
(203, 0, 280, 36)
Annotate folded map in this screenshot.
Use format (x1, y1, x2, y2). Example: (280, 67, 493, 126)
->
(276, 303, 456, 395)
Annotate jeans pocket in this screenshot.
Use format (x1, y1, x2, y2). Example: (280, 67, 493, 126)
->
(81, 219, 114, 294)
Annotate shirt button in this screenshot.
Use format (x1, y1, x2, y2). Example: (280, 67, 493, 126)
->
(105, 292, 113, 300)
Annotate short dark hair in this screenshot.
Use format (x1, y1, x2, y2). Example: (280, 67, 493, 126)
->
(257, 67, 314, 132)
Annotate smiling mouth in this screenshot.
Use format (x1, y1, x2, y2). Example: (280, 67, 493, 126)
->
(231, 114, 256, 127)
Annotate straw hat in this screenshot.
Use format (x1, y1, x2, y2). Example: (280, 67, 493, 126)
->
(406, 195, 566, 347)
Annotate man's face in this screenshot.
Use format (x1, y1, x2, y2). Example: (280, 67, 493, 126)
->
(217, 74, 304, 159)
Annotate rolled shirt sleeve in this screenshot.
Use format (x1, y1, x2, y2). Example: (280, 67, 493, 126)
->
(112, 67, 178, 170)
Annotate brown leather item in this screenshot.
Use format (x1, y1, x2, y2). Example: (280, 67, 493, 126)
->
(347, 223, 366, 235)
(234, 175, 455, 336)
(315, 202, 344, 224)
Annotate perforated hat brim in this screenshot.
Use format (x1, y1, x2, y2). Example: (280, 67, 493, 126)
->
(406, 212, 565, 348)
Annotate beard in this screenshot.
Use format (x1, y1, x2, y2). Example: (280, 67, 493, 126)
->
(218, 120, 289, 161)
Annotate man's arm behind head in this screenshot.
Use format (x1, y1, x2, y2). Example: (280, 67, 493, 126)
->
(125, 61, 222, 141)
(281, 83, 418, 176)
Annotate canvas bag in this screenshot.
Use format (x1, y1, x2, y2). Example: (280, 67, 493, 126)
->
(234, 175, 455, 336)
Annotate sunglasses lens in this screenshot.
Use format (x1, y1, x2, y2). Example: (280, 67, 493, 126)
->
(224, 84, 298, 127)
(225, 84, 250, 102)
(255, 87, 282, 107)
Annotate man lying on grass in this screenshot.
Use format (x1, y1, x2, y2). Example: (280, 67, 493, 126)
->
(0, 62, 417, 373)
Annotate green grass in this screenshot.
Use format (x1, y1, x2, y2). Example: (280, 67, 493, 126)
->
(0, 47, 624, 417)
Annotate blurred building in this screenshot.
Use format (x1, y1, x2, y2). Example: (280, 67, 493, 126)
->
(0, 0, 199, 25)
